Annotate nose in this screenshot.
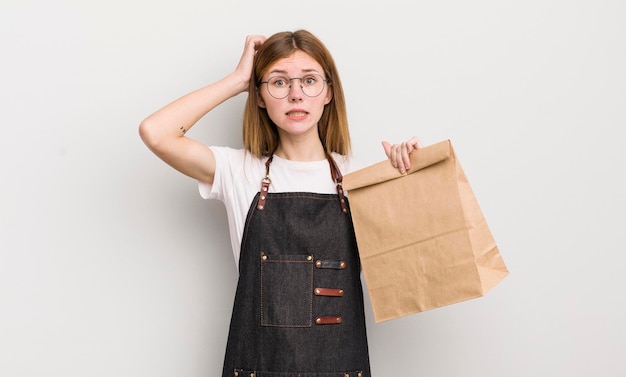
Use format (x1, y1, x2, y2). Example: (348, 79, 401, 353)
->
(289, 78, 304, 102)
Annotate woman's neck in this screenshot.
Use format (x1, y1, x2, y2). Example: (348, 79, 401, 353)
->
(274, 138, 326, 162)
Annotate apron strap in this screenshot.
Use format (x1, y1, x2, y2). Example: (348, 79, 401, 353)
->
(256, 156, 273, 210)
(257, 153, 348, 214)
(327, 153, 348, 214)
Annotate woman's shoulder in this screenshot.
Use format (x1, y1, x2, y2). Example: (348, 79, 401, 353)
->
(210, 146, 247, 159)
(210, 146, 267, 167)
(201, 147, 267, 199)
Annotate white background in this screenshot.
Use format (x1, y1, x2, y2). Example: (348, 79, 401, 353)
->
(1, 0, 624, 376)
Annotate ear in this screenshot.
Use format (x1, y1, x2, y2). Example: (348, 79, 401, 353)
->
(323, 86, 333, 105)
(256, 88, 267, 108)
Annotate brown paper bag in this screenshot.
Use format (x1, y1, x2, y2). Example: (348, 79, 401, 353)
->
(343, 139, 508, 323)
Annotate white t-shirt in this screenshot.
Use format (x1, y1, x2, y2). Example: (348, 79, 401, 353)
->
(199, 146, 367, 267)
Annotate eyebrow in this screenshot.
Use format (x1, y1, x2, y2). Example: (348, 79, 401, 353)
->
(266, 68, 321, 76)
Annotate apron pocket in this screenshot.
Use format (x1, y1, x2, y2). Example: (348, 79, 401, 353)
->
(260, 252, 314, 327)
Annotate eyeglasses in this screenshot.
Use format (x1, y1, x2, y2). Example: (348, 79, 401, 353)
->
(258, 74, 330, 99)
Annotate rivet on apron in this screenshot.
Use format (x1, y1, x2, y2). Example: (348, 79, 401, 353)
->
(307, 255, 313, 261)
(233, 370, 238, 377)
(261, 253, 267, 261)
(358, 372, 363, 377)
(344, 373, 349, 377)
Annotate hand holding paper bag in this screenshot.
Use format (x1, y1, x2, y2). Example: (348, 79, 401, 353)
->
(343, 140, 509, 323)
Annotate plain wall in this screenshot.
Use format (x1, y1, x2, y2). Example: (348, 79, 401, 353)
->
(1, 0, 624, 376)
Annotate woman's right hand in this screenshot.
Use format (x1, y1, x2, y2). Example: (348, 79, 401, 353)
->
(234, 35, 267, 93)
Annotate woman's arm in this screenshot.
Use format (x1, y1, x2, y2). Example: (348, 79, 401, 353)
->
(138, 35, 266, 184)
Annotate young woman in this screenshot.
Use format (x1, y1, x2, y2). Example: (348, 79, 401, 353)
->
(140, 29, 421, 377)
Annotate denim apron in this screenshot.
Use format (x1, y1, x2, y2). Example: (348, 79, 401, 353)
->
(221, 155, 371, 377)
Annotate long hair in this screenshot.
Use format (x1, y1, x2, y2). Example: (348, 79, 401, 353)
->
(243, 30, 350, 158)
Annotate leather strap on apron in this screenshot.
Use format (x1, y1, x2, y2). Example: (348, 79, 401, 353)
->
(257, 154, 348, 213)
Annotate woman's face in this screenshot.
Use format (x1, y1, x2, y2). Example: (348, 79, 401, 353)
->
(257, 50, 332, 139)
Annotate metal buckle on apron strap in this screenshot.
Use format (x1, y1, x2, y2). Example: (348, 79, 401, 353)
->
(315, 316, 343, 325)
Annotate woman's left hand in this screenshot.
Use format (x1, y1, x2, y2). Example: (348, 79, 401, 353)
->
(382, 136, 423, 174)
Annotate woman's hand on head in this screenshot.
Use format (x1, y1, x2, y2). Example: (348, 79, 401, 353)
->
(382, 136, 423, 175)
(234, 35, 267, 93)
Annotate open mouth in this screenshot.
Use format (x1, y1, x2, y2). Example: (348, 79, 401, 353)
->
(286, 111, 308, 117)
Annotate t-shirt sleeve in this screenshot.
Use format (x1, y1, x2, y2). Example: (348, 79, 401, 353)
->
(198, 146, 238, 200)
